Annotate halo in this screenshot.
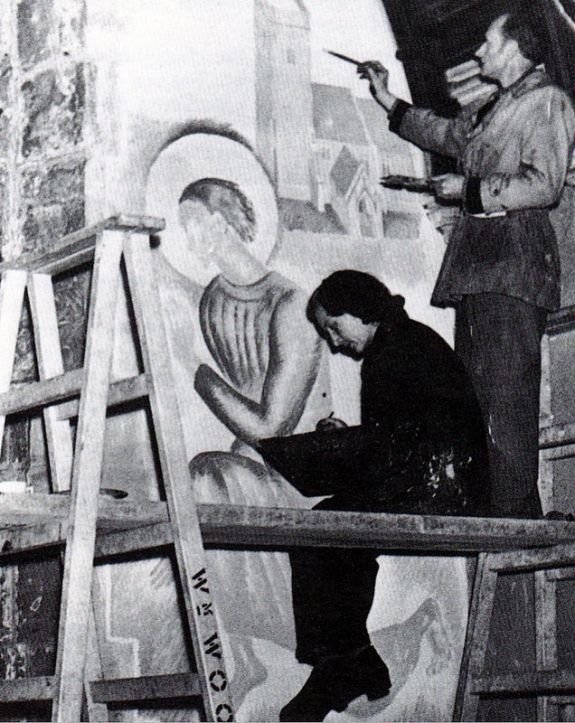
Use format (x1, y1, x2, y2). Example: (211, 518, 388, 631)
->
(145, 133, 279, 283)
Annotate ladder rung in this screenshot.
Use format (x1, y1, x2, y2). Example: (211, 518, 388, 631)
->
(56, 373, 149, 420)
(488, 541, 575, 573)
(0, 676, 54, 702)
(540, 421, 575, 448)
(548, 695, 575, 704)
(547, 303, 575, 336)
(0, 494, 166, 528)
(0, 372, 148, 418)
(90, 673, 201, 704)
(0, 672, 195, 707)
(0, 520, 173, 559)
(473, 669, 575, 696)
(0, 215, 165, 276)
(0, 521, 64, 555)
(0, 369, 84, 416)
(94, 521, 173, 558)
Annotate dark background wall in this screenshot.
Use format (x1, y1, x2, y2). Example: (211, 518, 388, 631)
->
(381, 0, 575, 113)
(381, 0, 575, 175)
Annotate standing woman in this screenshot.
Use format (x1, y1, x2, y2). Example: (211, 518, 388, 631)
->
(280, 270, 489, 722)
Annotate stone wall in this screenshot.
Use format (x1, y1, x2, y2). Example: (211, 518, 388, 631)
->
(0, 0, 88, 697)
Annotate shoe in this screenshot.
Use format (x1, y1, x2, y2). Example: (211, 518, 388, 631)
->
(545, 510, 575, 521)
(280, 645, 391, 722)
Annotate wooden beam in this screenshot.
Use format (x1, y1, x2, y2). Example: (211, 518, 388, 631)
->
(540, 421, 575, 449)
(94, 521, 173, 558)
(90, 673, 201, 704)
(0, 676, 54, 702)
(28, 273, 74, 492)
(547, 304, 575, 336)
(488, 541, 575, 572)
(196, 504, 575, 553)
(473, 670, 575, 696)
(0, 369, 83, 416)
(2, 501, 575, 556)
(56, 374, 149, 420)
(0, 494, 167, 528)
(0, 372, 147, 418)
(0, 216, 165, 276)
(0, 521, 65, 556)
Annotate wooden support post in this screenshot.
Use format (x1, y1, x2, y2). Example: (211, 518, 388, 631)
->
(454, 553, 499, 721)
(122, 232, 233, 722)
(27, 273, 74, 492)
(52, 230, 123, 722)
(0, 271, 28, 454)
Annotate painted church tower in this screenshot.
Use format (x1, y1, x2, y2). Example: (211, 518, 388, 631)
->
(254, 0, 312, 201)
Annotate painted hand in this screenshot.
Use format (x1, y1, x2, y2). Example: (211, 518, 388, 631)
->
(194, 363, 218, 396)
(431, 174, 465, 201)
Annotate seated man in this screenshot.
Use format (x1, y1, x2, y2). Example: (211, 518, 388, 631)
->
(279, 270, 489, 722)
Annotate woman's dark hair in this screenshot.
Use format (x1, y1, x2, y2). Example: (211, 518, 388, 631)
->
(307, 270, 405, 326)
(179, 177, 256, 244)
(501, 11, 544, 66)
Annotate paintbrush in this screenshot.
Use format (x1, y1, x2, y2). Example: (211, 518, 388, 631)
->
(325, 50, 363, 67)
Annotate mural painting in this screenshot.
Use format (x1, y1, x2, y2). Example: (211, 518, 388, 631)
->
(84, 0, 472, 720)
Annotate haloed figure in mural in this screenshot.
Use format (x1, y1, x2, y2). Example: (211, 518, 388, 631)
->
(177, 177, 330, 706)
(359, 11, 575, 518)
(279, 270, 488, 722)
(178, 177, 328, 476)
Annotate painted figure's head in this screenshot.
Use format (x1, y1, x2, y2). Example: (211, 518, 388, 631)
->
(178, 177, 257, 272)
(476, 12, 543, 83)
(307, 270, 405, 359)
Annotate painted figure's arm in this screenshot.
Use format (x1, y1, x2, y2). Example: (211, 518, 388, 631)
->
(194, 289, 323, 446)
(464, 89, 575, 214)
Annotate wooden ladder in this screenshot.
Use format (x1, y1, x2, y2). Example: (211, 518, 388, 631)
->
(455, 543, 575, 721)
(0, 216, 233, 722)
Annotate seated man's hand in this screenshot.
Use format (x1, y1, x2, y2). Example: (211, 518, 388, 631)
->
(316, 415, 348, 432)
(431, 174, 465, 201)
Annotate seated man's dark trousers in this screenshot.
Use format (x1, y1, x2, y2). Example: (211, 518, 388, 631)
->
(455, 293, 547, 518)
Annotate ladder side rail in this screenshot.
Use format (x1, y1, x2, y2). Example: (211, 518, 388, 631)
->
(83, 601, 108, 722)
(51, 230, 123, 723)
(122, 232, 233, 723)
(454, 552, 499, 721)
(28, 273, 74, 491)
(535, 569, 559, 722)
(0, 270, 28, 454)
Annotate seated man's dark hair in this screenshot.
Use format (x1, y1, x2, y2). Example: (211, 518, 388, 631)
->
(500, 11, 545, 66)
(179, 177, 256, 244)
(307, 270, 405, 326)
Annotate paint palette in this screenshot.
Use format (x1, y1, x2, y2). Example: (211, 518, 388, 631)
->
(380, 175, 433, 192)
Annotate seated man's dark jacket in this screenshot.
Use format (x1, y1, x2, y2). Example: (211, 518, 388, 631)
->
(327, 309, 489, 515)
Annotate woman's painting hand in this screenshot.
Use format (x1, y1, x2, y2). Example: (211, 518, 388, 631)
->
(316, 414, 348, 431)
